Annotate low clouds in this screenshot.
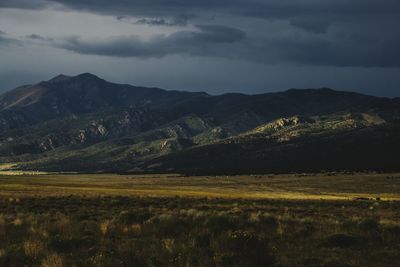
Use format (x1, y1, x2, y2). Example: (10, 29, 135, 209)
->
(54, 25, 246, 58)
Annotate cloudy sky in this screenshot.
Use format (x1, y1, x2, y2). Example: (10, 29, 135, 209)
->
(0, 0, 399, 96)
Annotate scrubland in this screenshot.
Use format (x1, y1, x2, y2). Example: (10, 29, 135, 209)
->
(0, 173, 399, 267)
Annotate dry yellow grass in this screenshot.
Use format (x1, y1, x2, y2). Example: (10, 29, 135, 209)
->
(0, 163, 49, 175)
(41, 253, 64, 267)
(0, 172, 399, 201)
(100, 220, 112, 235)
(23, 240, 45, 259)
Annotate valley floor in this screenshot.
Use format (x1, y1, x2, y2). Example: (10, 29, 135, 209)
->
(0, 172, 399, 200)
(0, 173, 399, 266)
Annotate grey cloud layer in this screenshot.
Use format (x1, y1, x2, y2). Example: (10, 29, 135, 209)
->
(47, 26, 400, 67)
(55, 25, 245, 58)
(4, 0, 400, 28)
(1, 0, 400, 68)
(0, 30, 21, 46)
(253, 35, 400, 68)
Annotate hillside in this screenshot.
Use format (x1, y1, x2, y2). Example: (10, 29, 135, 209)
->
(0, 73, 399, 173)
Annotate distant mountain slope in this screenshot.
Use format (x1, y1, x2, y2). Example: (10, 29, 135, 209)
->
(0, 73, 399, 173)
(144, 115, 400, 174)
(0, 73, 207, 129)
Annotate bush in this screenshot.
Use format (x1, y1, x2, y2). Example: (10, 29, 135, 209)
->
(205, 213, 238, 233)
(259, 213, 279, 233)
(215, 230, 275, 267)
(320, 234, 360, 248)
(358, 218, 380, 234)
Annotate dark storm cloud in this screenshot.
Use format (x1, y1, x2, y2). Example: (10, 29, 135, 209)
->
(288, 17, 333, 34)
(50, 27, 400, 68)
(5, 0, 400, 26)
(251, 35, 400, 68)
(1, 0, 400, 68)
(0, 0, 48, 9)
(55, 25, 246, 58)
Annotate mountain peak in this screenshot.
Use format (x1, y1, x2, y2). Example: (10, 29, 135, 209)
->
(48, 74, 70, 83)
(75, 73, 102, 80)
(46, 73, 105, 85)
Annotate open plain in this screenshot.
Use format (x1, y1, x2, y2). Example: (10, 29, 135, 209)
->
(0, 173, 399, 266)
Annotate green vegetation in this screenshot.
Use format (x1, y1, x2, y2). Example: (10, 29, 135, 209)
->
(0, 173, 400, 266)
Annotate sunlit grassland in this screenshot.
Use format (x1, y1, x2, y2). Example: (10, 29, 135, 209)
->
(0, 173, 399, 200)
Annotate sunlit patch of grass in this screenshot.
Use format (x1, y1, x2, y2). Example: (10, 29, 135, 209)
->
(12, 218, 23, 226)
(0, 163, 50, 175)
(41, 253, 64, 267)
(130, 224, 142, 236)
(23, 240, 46, 259)
(0, 171, 50, 176)
(0, 163, 18, 170)
(100, 220, 112, 236)
(0, 172, 399, 201)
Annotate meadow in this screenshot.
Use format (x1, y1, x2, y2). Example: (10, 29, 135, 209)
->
(0, 173, 399, 266)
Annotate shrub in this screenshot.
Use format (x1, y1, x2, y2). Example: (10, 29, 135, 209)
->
(301, 257, 323, 267)
(320, 234, 360, 248)
(118, 210, 151, 225)
(382, 225, 400, 243)
(117, 241, 148, 267)
(341, 218, 359, 232)
(215, 230, 275, 267)
(205, 213, 237, 233)
(358, 218, 380, 234)
(1, 245, 29, 267)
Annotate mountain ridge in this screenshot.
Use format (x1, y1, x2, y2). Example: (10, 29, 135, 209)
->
(0, 73, 399, 174)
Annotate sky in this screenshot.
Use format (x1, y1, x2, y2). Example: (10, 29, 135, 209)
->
(0, 0, 399, 97)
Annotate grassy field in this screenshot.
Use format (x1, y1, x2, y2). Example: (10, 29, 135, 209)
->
(0, 173, 400, 266)
(0, 172, 400, 200)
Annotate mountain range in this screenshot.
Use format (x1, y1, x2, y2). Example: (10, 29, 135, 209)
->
(0, 73, 399, 174)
